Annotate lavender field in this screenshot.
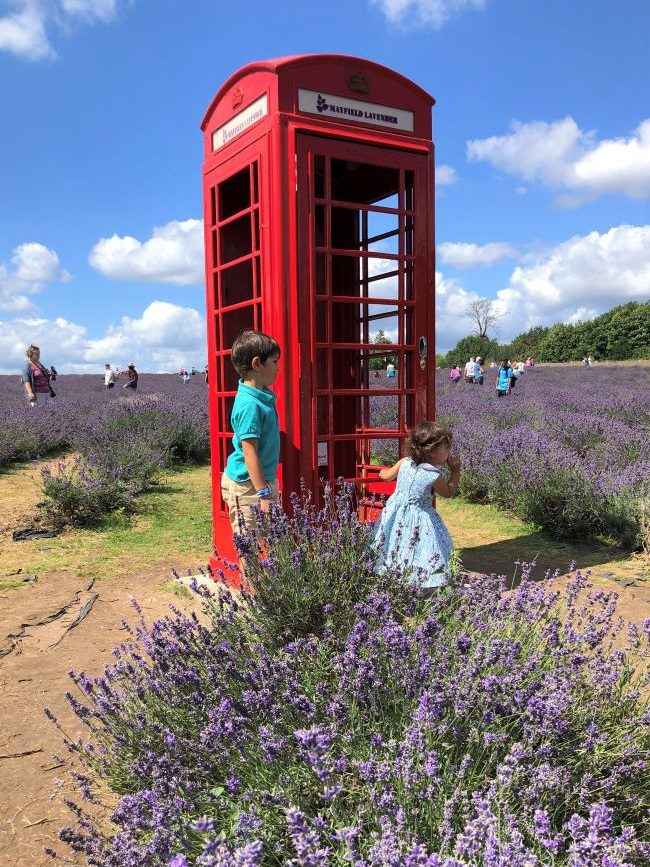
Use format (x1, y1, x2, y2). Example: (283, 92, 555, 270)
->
(372, 364, 650, 549)
(2, 369, 648, 865)
(1, 364, 648, 546)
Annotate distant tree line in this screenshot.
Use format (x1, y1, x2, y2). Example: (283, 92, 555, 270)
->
(440, 301, 649, 366)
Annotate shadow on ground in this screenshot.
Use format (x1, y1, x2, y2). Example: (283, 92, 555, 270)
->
(460, 530, 646, 589)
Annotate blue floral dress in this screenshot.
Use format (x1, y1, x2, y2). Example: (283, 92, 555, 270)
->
(374, 458, 454, 587)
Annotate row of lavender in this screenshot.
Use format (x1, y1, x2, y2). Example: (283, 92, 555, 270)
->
(1, 365, 648, 544)
(372, 365, 649, 548)
(0, 374, 209, 525)
(54, 491, 649, 865)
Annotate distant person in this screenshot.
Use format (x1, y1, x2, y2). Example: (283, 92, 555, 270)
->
(496, 358, 512, 397)
(21, 344, 56, 406)
(204, 363, 209, 385)
(373, 421, 461, 589)
(374, 369, 380, 379)
(525, 357, 532, 368)
(490, 360, 496, 369)
(104, 363, 117, 390)
(191, 366, 197, 375)
(582, 356, 589, 367)
(506, 358, 518, 390)
(179, 366, 185, 378)
(587, 355, 594, 366)
(122, 363, 139, 391)
(515, 360, 525, 376)
(221, 330, 281, 539)
(183, 370, 191, 384)
(511, 359, 523, 389)
(49, 365, 58, 378)
(449, 364, 460, 384)
(474, 357, 484, 385)
(464, 357, 475, 384)
(386, 362, 396, 379)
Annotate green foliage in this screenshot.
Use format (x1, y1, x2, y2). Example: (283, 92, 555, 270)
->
(536, 301, 650, 362)
(443, 334, 500, 368)
(445, 301, 649, 365)
(369, 330, 398, 369)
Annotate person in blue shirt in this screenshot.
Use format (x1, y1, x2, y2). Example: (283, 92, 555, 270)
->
(495, 358, 512, 397)
(221, 329, 281, 537)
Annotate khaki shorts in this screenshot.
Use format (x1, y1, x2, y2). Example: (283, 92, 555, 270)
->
(221, 475, 280, 535)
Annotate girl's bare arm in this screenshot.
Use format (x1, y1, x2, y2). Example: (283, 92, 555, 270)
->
(378, 457, 406, 482)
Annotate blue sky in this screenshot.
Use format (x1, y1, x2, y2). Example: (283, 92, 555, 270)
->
(0, 0, 648, 371)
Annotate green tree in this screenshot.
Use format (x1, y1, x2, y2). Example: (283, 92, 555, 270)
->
(369, 330, 398, 370)
(443, 335, 501, 368)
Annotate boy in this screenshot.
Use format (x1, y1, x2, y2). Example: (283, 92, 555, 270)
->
(221, 329, 281, 536)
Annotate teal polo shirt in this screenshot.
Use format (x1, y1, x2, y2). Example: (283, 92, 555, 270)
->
(224, 381, 280, 484)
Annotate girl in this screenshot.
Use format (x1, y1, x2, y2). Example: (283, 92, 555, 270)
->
(374, 422, 461, 589)
(496, 359, 512, 397)
(449, 364, 460, 383)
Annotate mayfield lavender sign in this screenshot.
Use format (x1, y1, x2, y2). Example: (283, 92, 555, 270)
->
(298, 88, 414, 132)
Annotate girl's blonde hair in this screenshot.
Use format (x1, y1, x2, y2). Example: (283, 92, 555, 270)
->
(26, 344, 40, 361)
(405, 421, 452, 465)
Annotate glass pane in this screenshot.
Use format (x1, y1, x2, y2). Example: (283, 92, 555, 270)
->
(252, 162, 259, 203)
(223, 358, 240, 392)
(331, 207, 359, 250)
(221, 259, 254, 307)
(330, 159, 399, 206)
(316, 301, 328, 342)
(219, 167, 251, 221)
(314, 155, 326, 199)
(370, 437, 400, 467)
(315, 254, 327, 295)
(317, 396, 329, 435)
(222, 304, 255, 347)
(403, 171, 414, 211)
(333, 396, 360, 433)
(369, 394, 399, 430)
(219, 213, 252, 264)
(316, 349, 328, 388)
(331, 254, 361, 297)
(365, 269, 399, 301)
(314, 205, 326, 248)
(364, 210, 399, 255)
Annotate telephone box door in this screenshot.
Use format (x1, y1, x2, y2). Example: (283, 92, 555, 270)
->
(296, 135, 433, 505)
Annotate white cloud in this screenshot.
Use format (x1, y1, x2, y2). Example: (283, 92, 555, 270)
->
(0, 242, 71, 312)
(435, 224, 650, 353)
(371, 0, 487, 29)
(59, 0, 121, 22)
(492, 224, 650, 338)
(0, 0, 125, 61)
(0, 0, 53, 60)
(438, 241, 517, 268)
(89, 219, 204, 286)
(0, 300, 206, 373)
(467, 117, 650, 205)
(436, 164, 458, 186)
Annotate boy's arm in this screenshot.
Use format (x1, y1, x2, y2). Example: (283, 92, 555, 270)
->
(241, 438, 271, 512)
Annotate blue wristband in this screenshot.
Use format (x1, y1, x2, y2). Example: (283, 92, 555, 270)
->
(256, 486, 271, 498)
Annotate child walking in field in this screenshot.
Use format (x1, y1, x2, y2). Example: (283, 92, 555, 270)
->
(221, 329, 281, 537)
(374, 422, 461, 589)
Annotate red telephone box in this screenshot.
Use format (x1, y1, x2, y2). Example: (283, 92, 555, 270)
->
(201, 54, 436, 570)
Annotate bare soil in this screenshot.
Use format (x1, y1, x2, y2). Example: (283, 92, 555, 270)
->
(0, 463, 648, 865)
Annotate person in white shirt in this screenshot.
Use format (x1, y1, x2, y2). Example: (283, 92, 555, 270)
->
(104, 363, 117, 390)
(464, 357, 475, 384)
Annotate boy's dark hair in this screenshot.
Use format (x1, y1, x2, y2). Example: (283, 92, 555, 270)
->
(405, 421, 452, 465)
(230, 329, 281, 379)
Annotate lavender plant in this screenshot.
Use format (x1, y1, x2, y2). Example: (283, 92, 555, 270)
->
(52, 492, 648, 865)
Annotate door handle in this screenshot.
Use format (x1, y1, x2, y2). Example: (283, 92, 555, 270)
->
(419, 336, 428, 370)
